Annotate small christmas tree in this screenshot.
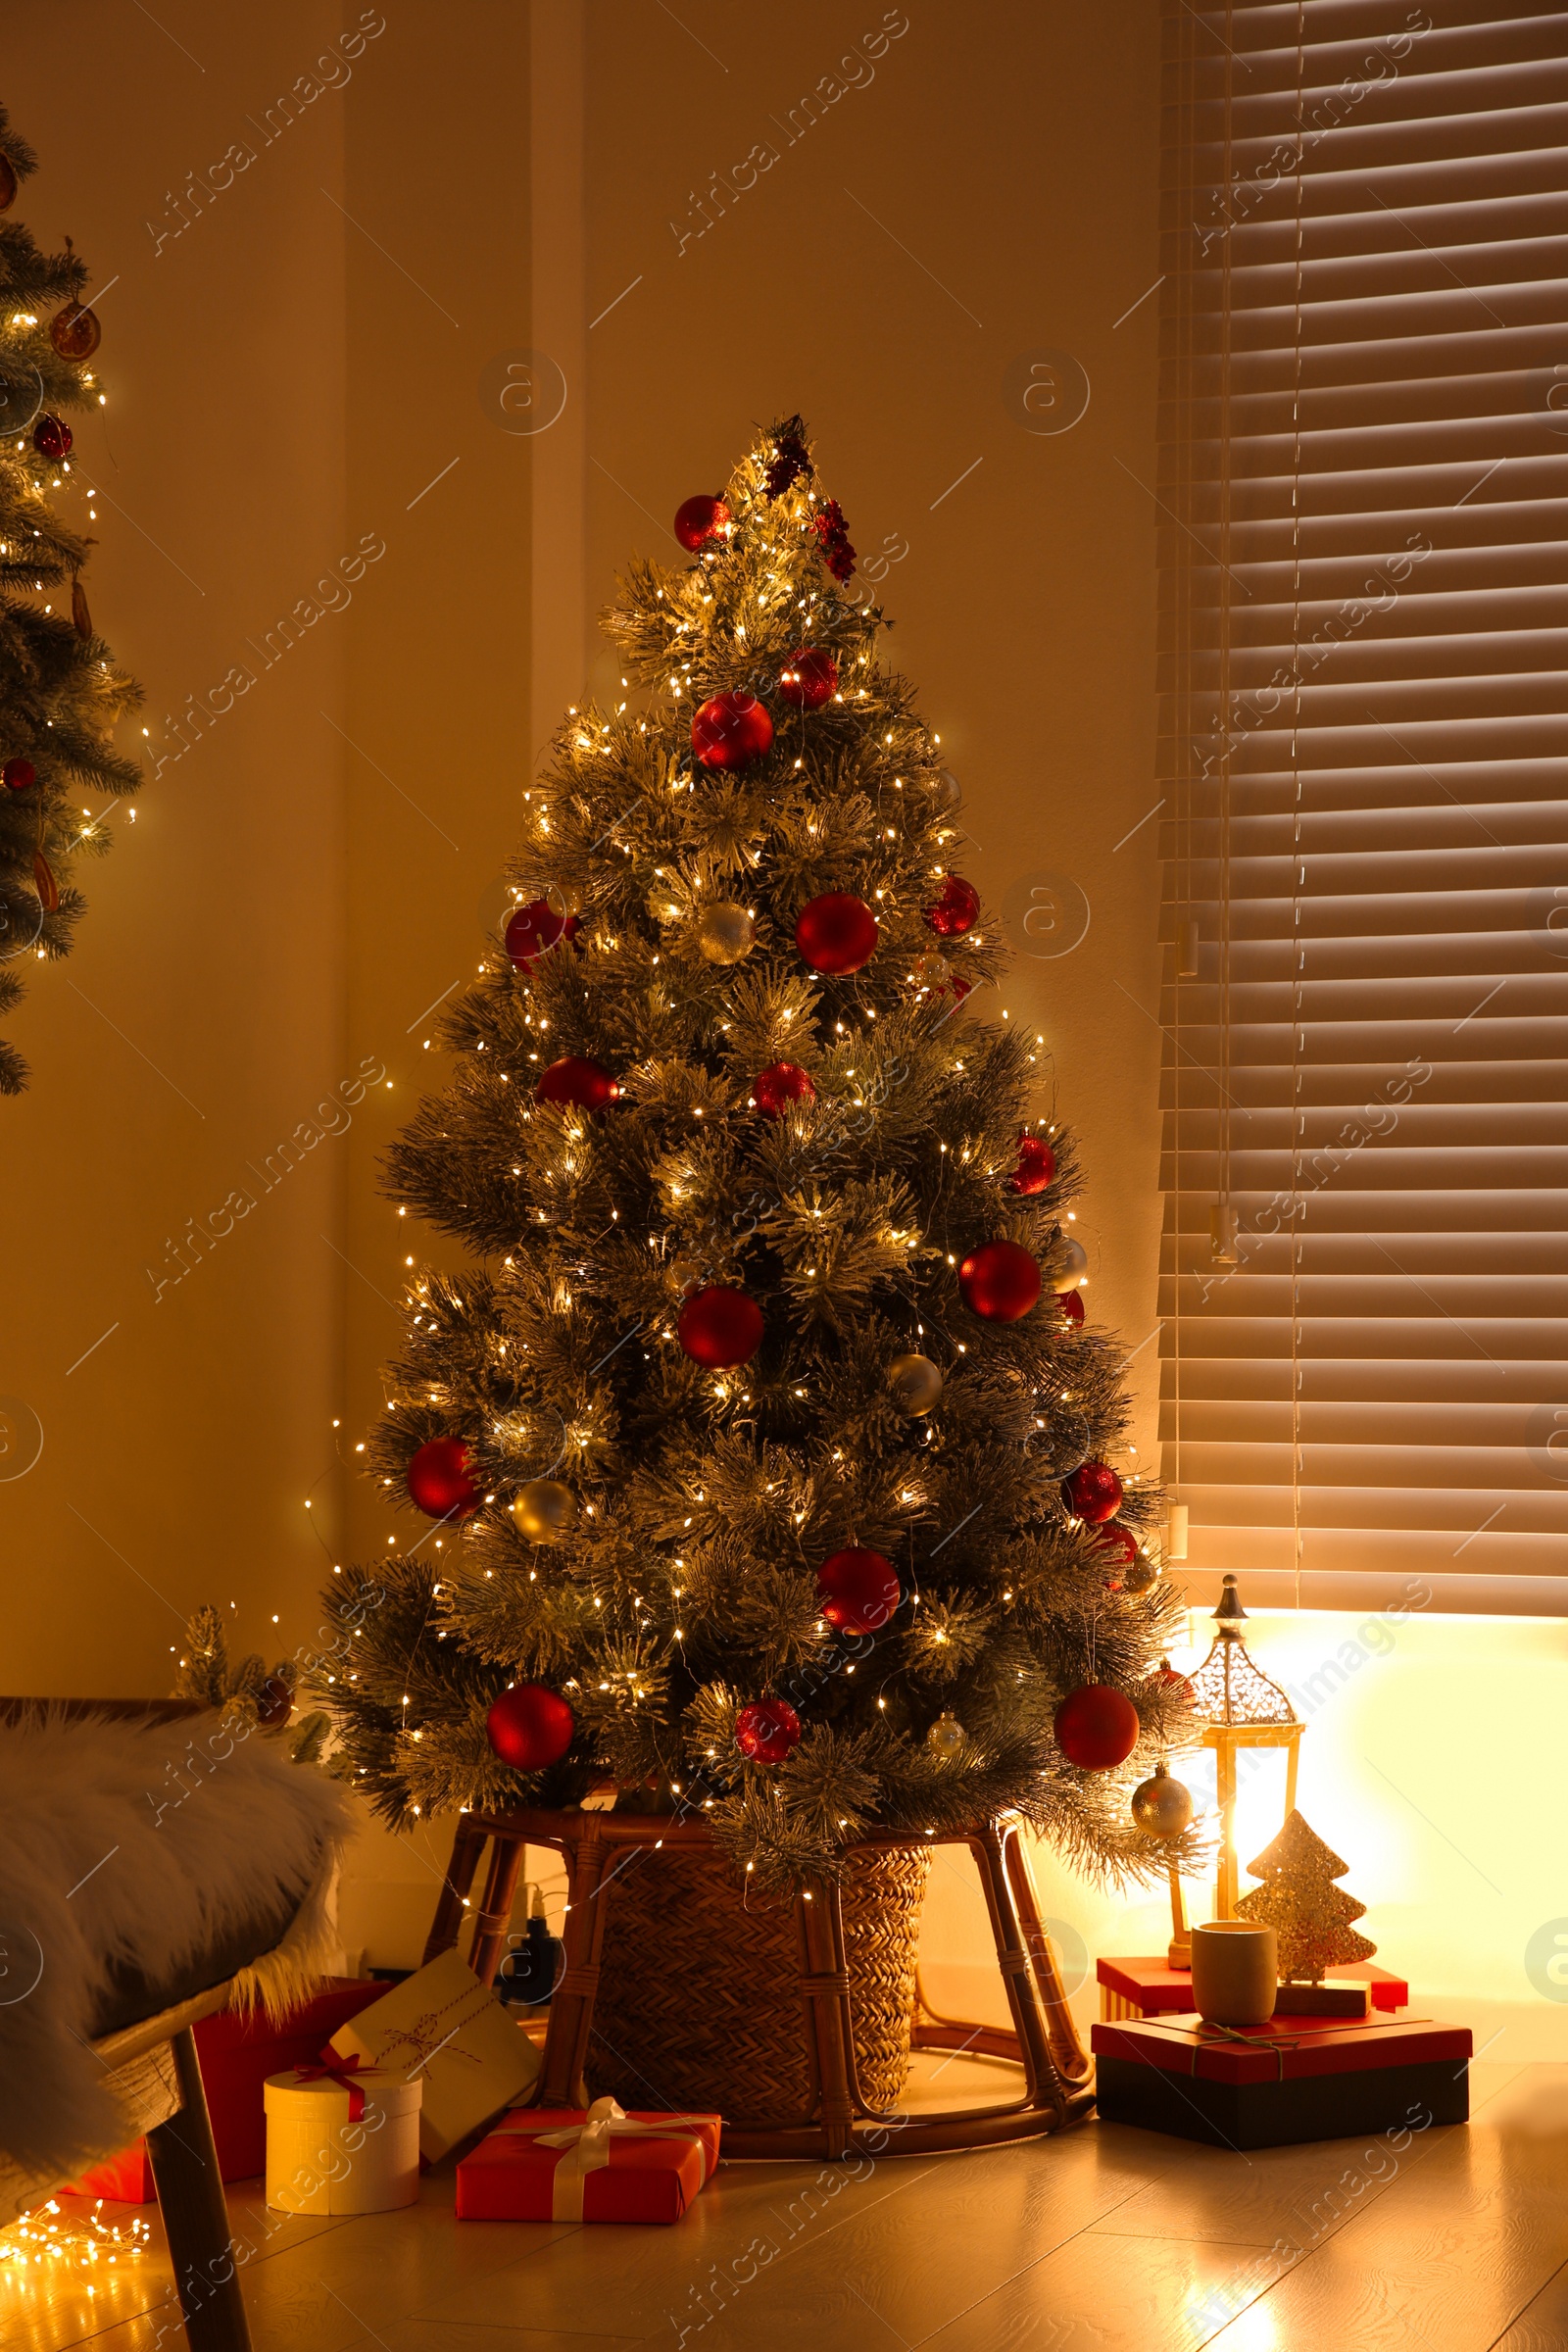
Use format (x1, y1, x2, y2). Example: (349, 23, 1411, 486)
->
(313, 416, 1195, 1892)
(1236, 1809, 1376, 1984)
(0, 105, 143, 1093)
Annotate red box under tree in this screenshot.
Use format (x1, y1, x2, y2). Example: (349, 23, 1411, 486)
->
(62, 1979, 385, 2202)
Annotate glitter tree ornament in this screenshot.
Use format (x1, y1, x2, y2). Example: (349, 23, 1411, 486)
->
(1236, 1811, 1377, 1984)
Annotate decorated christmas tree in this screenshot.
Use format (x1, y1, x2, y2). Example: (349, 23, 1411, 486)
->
(314, 416, 1194, 1893)
(0, 107, 143, 1093)
(1237, 1809, 1377, 1984)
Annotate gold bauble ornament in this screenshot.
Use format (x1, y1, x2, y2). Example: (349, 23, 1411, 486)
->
(1124, 1550, 1158, 1594)
(696, 902, 756, 964)
(1131, 1761, 1193, 1838)
(887, 1351, 943, 1416)
(926, 1710, 965, 1757)
(510, 1478, 577, 1544)
(911, 951, 951, 991)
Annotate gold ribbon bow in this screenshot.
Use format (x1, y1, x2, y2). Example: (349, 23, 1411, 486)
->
(516, 2096, 714, 2222)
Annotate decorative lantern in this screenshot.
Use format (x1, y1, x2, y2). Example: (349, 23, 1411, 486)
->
(1185, 1575, 1300, 1919)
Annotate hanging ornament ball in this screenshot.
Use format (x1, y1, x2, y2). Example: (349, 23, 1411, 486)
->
(958, 1239, 1041, 1322)
(673, 493, 730, 552)
(0, 156, 16, 212)
(926, 1710, 966, 1758)
(931, 767, 962, 811)
(1154, 1657, 1195, 1706)
(487, 1683, 575, 1772)
(924, 873, 981, 938)
(50, 299, 100, 361)
(678, 1285, 764, 1369)
(1096, 1523, 1139, 1568)
(887, 1351, 943, 1416)
(1124, 1550, 1158, 1595)
(911, 951, 951, 992)
(32, 415, 72, 462)
(1010, 1134, 1057, 1196)
(1131, 1761, 1194, 1837)
(692, 691, 774, 771)
(536, 1055, 619, 1112)
(1063, 1461, 1125, 1524)
(510, 1478, 577, 1544)
(1051, 1237, 1090, 1292)
(407, 1437, 481, 1519)
(696, 901, 755, 964)
(1059, 1289, 1085, 1328)
(1054, 1683, 1140, 1770)
(3, 758, 35, 792)
(816, 1546, 901, 1635)
(254, 1676, 294, 1731)
(734, 1697, 802, 1764)
(796, 892, 878, 975)
(778, 646, 838, 710)
(752, 1060, 815, 1118)
(506, 898, 579, 966)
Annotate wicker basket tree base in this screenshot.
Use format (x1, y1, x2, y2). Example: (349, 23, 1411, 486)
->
(590, 1839, 930, 2122)
(425, 1808, 1094, 2159)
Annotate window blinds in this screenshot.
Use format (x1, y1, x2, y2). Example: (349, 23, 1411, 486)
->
(1157, 0, 1568, 1615)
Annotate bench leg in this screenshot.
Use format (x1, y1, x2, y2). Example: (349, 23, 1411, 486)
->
(146, 2027, 253, 2352)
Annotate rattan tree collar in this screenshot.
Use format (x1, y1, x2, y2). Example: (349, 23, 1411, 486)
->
(424, 1807, 1095, 2160)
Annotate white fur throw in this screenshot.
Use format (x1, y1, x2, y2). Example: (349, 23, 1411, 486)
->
(0, 1707, 354, 2182)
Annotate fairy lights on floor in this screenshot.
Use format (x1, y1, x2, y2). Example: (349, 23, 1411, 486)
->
(0, 2201, 149, 2287)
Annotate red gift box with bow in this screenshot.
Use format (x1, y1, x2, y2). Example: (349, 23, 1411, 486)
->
(456, 2099, 722, 2225)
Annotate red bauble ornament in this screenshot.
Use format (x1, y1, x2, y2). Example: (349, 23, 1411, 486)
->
(924, 874, 980, 938)
(673, 494, 730, 551)
(1010, 1134, 1056, 1196)
(816, 1547, 901, 1635)
(32, 415, 72, 462)
(735, 1697, 802, 1763)
(1063, 1461, 1124, 1524)
(693, 692, 773, 771)
(255, 1676, 293, 1730)
(1154, 1658, 1194, 1706)
(536, 1055, 618, 1112)
(506, 898, 579, 966)
(796, 892, 878, 975)
(1094, 1522, 1137, 1592)
(958, 1240, 1041, 1322)
(3, 758, 35, 792)
(1059, 1289, 1085, 1328)
(678, 1286, 763, 1369)
(487, 1683, 575, 1772)
(778, 647, 837, 710)
(50, 300, 100, 361)
(1054, 1684, 1140, 1770)
(407, 1437, 480, 1519)
(752, 1061, 814, 1118)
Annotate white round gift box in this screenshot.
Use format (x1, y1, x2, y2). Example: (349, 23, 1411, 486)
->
(264, 2066, 422, 2214)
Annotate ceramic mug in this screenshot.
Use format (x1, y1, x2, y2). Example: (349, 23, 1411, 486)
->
(1190, 1921, 1278, 2025)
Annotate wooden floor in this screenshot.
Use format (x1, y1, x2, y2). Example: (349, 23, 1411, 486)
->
(11, 2054, 1568, 2352)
